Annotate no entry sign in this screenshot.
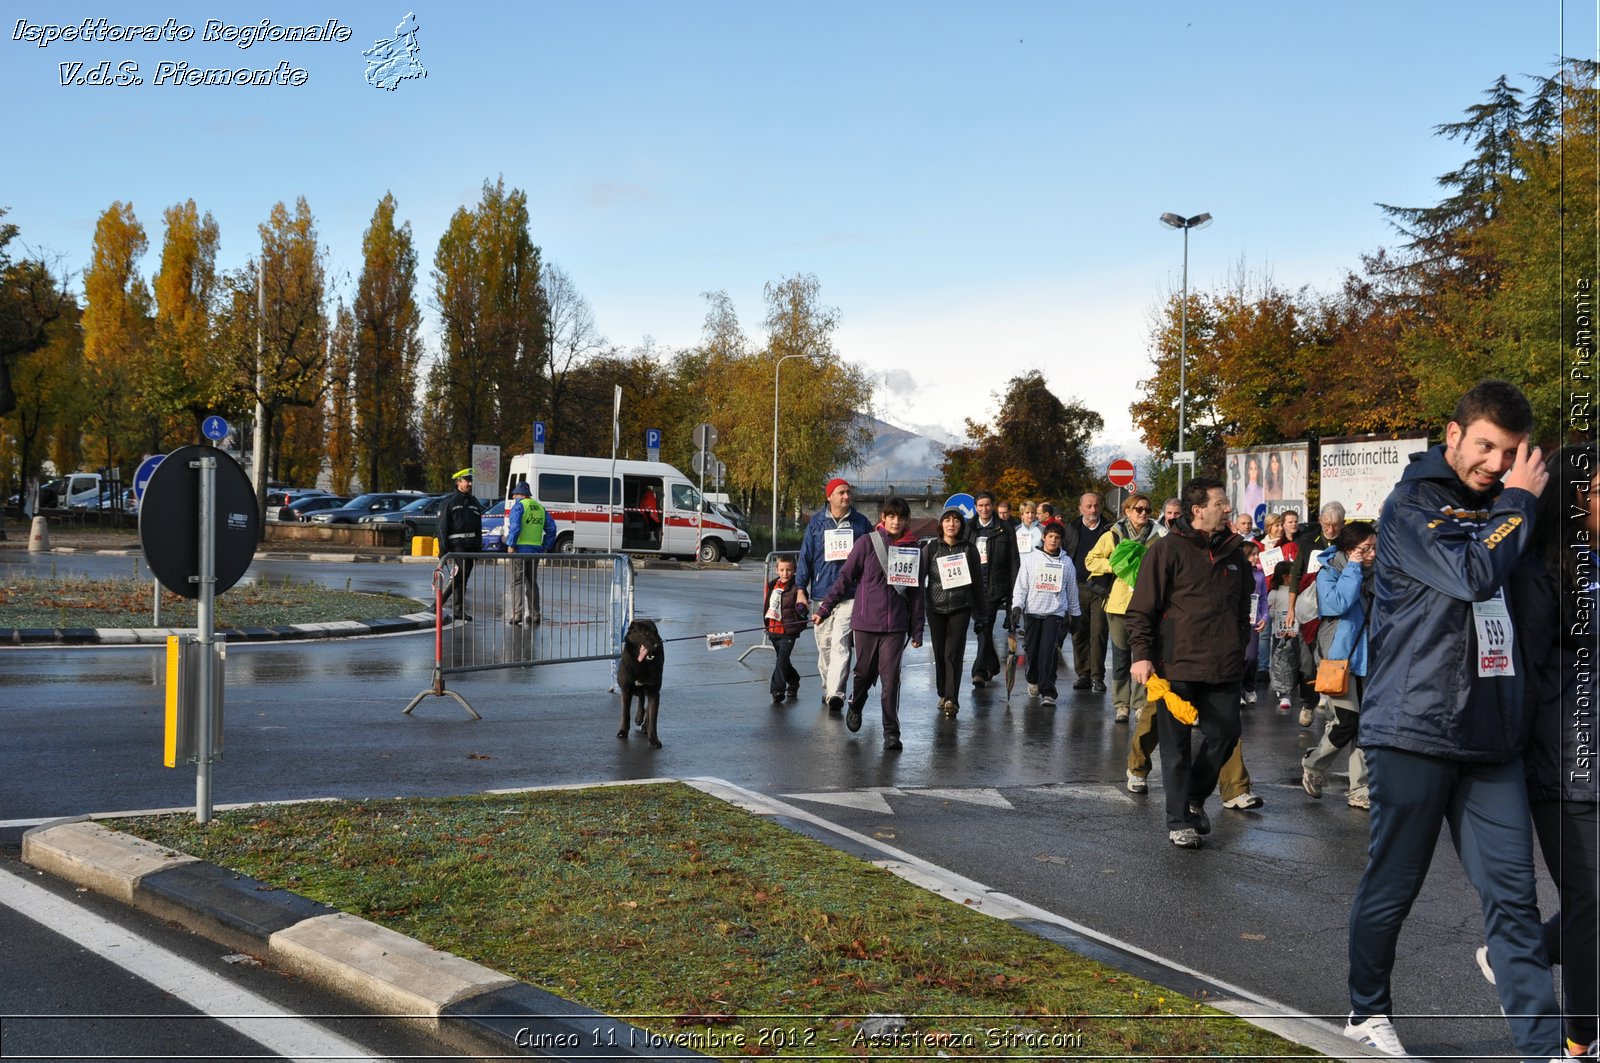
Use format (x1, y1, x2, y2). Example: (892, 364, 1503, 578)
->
(1108, 459, 1137, 488)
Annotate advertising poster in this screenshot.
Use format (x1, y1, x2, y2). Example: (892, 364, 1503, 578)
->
(1319, 435, 1430, 520)
(1225, 443, 1309, 526)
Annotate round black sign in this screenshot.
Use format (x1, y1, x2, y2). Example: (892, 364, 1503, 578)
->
(138, 445, 260, 600)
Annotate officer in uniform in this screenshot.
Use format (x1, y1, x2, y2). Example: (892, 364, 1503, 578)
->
(438, 467, 484, 621)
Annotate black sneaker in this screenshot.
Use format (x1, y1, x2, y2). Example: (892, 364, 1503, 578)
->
(845, 705, 863, 733)
(1072, 676, 1092, 690)
(826, 694, 845, 713)
(1091, 678, 1107, 693)
(785, 687, 798, 699)
(883, 734, 903, 751)
(772, 693, 785, 705)
(1187, 802, 1212, 835)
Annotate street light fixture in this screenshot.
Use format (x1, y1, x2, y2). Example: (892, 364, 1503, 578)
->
(1159, 211, 1212, 499)
(773, 351, 824, 550)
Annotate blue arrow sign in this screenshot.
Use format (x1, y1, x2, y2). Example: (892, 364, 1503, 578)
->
(942, 492, 976, 520)
(133, 454, 165, 501)
(201, 415, 230, 442)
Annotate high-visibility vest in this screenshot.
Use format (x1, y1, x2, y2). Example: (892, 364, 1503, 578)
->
(513, 497, 547, 548)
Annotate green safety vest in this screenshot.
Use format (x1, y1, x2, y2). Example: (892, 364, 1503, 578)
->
(514, 497, 547, 547)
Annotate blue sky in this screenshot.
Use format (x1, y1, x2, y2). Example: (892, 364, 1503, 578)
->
(3, 2, 1592, 453)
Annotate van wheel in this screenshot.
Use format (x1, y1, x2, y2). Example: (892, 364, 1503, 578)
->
(556, 533, 577, 554)
(697, 539, 724, 564)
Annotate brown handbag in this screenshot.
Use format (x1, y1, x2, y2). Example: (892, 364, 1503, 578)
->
(1314, 657, 1351, 696)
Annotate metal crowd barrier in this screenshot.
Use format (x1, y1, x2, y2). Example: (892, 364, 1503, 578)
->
(738, 550, 796, 662)
(403, 551, 635, 718)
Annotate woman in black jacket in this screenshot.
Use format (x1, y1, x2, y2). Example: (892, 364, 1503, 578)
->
(922, 506, 987, 717)
(1507, 442, 1598, 1058)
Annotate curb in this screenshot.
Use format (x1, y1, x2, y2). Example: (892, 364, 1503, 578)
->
(21, 780, 1373, 1062)
(21, 818, 703, 1060)
(1, 613, 435, 647)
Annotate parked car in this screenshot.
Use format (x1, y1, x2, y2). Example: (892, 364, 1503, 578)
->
(357, 492, 452, 541)
(308, 491, 427, 524)
(480, 499, 511, 551)
(264, 487, 325, 521)
(278, 494, 349, 522)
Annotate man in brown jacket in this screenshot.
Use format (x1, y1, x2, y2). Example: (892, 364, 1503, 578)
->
(1126, 476, 1253, 848)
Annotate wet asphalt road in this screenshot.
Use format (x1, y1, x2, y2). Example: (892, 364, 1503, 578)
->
(0, 550, 1543, 1061)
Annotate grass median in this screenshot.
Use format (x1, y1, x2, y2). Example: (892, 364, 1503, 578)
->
(0, 572, 420, 629)
(117, 783, 1313, 1060)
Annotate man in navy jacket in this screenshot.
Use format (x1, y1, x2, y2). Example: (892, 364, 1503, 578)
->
(795, 478, 875, 713)
(1343, 380, 1558, 1060)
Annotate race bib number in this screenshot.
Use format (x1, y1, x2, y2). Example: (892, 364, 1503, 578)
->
(824, 527, 854, 562)
(887, 546, 920, 588)
(1306, 550, 1323, 574)
(1033, 558, 1065, 594)
(1260, 546, 1285, 571)
(1250, 592, 1260, 620)
(766, 588, 783, 621)
(937, 552, 972, 589)
(1472, 590, 1515, 677)
(1016, 528, 1034, 554)
(975, 536, 989, 564)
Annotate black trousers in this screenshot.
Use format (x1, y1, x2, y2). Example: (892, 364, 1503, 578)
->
(927, 608, 971, 703)
(971, 605, 1005, 679)
(1155, 679, 1242, 830)
(1072, 586, 1109, 680)
(768, 634, 800, 696)
(1532, 797, 1599, 1048)
(1022, 613, 1065, 699)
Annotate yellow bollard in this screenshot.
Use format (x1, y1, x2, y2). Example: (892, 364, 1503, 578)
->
(411, 535, 437, 557)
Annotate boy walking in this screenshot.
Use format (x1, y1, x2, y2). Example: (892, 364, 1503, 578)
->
(764, 557, 807, 703)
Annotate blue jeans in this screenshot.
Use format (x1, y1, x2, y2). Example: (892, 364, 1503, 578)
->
(768, 634, 800, 696)
(1348, 748, 1560, 1059)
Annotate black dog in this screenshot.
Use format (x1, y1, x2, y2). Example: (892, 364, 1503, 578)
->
(617, 619, 664, 748)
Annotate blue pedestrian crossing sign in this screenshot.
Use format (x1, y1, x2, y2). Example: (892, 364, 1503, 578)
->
(201, 416, 229, 442)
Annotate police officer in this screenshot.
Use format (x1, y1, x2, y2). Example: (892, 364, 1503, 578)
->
(438, 467, 484, 621)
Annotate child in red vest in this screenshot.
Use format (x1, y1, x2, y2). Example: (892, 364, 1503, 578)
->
(764, 556, 808, 703)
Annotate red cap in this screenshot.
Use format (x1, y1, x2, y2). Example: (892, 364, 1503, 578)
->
(824, 477, 850, 499)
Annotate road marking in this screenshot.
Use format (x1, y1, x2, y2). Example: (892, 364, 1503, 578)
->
(781, 789, 898, 813)
(912, 787, 1013, 809)
(0, 866, 389, 1063)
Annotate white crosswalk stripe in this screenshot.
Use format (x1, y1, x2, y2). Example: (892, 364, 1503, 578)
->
(0, 866, 388, 1063)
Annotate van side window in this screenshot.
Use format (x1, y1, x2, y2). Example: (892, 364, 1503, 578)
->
(671, 483, 702, 512)
(540, 474, 574, 503)
(578, 476, 618, 505)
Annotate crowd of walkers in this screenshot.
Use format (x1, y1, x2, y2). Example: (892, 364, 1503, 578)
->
(766, 380, 1595, 1062)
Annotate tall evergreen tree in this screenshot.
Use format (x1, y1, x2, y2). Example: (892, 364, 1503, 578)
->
(353, 192, 421, 491)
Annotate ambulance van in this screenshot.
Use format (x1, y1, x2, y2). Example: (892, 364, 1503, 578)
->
(501, 453, 750, 562)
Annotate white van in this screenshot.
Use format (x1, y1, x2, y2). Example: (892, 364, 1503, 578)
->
(40, 472, 108, 509)
(502, 453, 751, 562)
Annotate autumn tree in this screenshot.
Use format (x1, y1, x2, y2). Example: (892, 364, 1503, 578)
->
(81, 201, 151, 474)
(707, 275, 872, 519)
(353, 192, 422, 490)
(944, 371, 1103, 502)
(325, 303, 357, 494)
(145, 200, 221, 449)
(0, 208, 70, 422)
(2, 301, 83, 494)
(428, 177, 547, 476)
(221, 198, 330, 502)
(540, 261, 605, 440)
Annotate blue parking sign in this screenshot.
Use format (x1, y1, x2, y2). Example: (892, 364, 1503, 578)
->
(645, 428, 662, 451)
(533, 421, 547, 445)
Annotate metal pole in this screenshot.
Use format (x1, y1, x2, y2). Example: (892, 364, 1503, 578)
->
(194, 454, 217, 824)
(251, 259, 266, 500)
(1177, 224, 1188, 500)
(771, 359, 782, 553)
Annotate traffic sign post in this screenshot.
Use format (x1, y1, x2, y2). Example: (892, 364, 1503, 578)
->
(645, 428, 661, 463)
(134, 454, 166, 625)
(139, 444, 259, 825)
(533, 421, 546, 456)
(201, 415, 229, 444)
(691, 425, 718, 562)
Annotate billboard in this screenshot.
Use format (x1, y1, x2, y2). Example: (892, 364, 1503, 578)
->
(1318, 435, 1430, 520)
(1225, 442, 1309, 526)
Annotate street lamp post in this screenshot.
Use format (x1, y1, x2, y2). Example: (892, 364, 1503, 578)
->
(1159, 211, 1212, 500)
(772, 352, 823, 551)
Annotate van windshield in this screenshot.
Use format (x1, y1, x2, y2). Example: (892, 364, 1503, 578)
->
(670, 483, 702, 512)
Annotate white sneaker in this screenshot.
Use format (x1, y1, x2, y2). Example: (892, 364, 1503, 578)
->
(1222, 792, 1263, 810)
(1126, 771, 1148, 794)
(1027, 683, 1040, 697)
(1475, 945, 1496, 985)
(1243, 688, 1257, 704)
(1344, 1013, 1408, 1057)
